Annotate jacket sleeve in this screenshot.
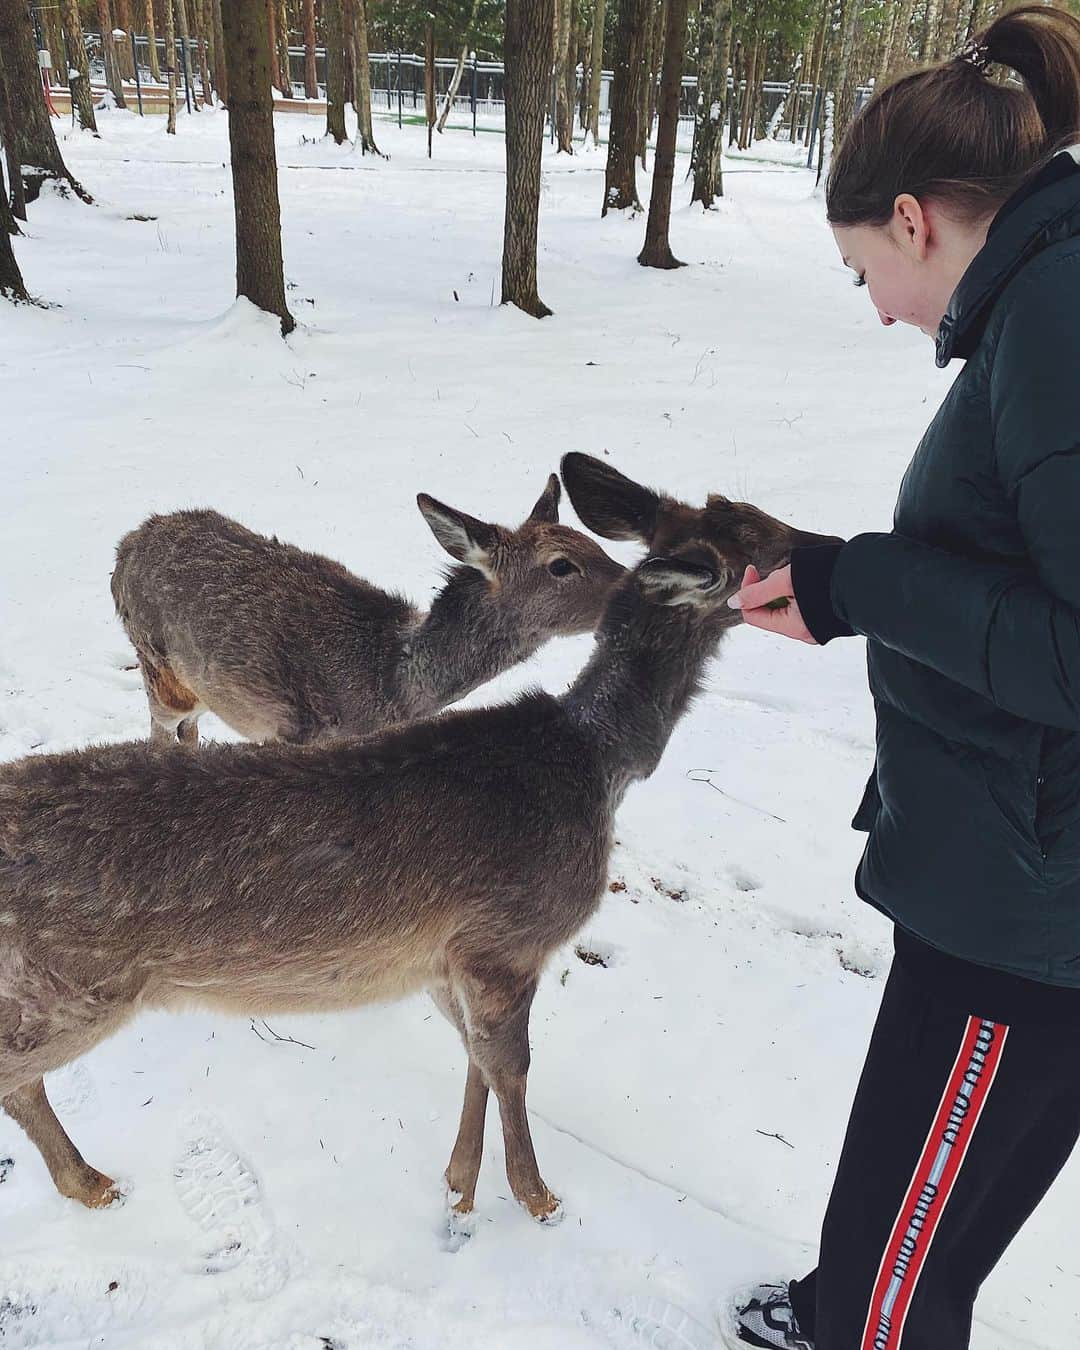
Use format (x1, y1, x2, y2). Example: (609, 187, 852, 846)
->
(830, 257, 1080, 730)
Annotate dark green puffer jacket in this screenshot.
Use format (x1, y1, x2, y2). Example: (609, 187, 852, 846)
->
(799, 147, 1080, 987)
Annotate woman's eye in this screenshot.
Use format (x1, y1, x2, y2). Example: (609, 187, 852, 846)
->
(853, 274, 867, 288)
(548, 558, 581, 577)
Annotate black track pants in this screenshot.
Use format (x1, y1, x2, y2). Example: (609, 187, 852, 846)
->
(789, 957, 1080, 1349)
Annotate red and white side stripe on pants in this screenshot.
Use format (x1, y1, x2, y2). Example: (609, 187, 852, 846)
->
(860, 1016, 1009, 1350)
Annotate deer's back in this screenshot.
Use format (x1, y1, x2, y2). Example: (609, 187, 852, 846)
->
(0, 695, 612, 1011)
(111, 510, 418, 739)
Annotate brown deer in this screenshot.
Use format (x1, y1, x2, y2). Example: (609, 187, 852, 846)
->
(0, 458, 834, 1228)
(110, 475, 623, 747)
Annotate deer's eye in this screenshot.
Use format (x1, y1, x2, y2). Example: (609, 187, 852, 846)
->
(548, 558, 581, 577)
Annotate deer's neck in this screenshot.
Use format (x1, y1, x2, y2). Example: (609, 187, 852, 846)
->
(399, 569, 541, 717)
(562, 590, 731, 797)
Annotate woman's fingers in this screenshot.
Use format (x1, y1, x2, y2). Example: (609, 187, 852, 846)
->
(729, 563, 818, 644)
(729, 564, 793, 612)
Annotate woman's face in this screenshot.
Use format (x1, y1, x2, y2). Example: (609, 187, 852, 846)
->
(832, 195, 990, 338)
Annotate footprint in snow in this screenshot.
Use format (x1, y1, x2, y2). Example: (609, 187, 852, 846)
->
(173, 1114, 289, 1300)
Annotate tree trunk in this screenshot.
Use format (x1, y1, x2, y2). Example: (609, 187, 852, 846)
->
(116, 0, 135, 77)
(351, 0, 379, 151)
(833, 0, 862, 146)
(276, 0, 291, 97)
(935, 0, 962, 61)
(919, 0, 940, 63)
(323, 0, 347, 142)
(97, 0, 128, 107)
(964, 0, 988, 43)
(163, 0, 177, 131)
(803, 3, 826, 143)
(302, 0, 317, 96)
(0, 159, 28, 301)
(211, 0, 227, 100)
(193, 0, 213, 101)
(642, 0, 663, 164)
(882, 0, 917, 81)
(502, 0, 555, 316)
(0, 0, 88, 197)
(438, 43, 469, 132)
(59, 0, 99, 132)
(638, 0, 687, 267)
(602, 0, 648, 213)
(424, 21, 435, 158)
(267, 0, 281, 91)
(0, 65, 28, 220)
(221, 0, 294, 333)
(145, 0, 162, 81)
(174, 0, 196, 111)
(585, 0, 606, 145)
(690, 0, 731, 208)
(42, 3, 64, 85)
(553, 0, 574, 151)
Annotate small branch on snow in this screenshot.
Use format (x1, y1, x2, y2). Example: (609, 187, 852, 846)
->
(686, 769, 787, 823)
(756, 1129, 795, 1149)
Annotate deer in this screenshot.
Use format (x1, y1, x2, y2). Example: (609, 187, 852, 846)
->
(0, 455, 837, 1229)
(110, 475, 624, 747)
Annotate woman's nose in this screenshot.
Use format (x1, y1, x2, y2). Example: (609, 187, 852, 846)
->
(877, 310, 897, 326)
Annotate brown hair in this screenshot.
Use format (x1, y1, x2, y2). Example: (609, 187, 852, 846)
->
(827, 4, 1080, 227)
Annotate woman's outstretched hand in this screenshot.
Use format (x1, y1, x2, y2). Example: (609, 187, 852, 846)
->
(728, 564, 819, 645)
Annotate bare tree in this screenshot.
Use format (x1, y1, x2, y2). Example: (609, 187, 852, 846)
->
(221, 0, 295, 334)
(833, 0, 862, 146)
(302, 0, 318, 97)
(42, 4, 65, 87)
(211, 0, 227, 100)
(275, 0, 292, 96)
(174, 0, 198, 111)
(193, 0, 214, 102)
(58, 0, 99, 133)
(690, 0, 731, 208)
(502, 0, 555, 316)
(324, 0, 348, 143)
(351, 0, 380, 153)
(584, 0, 606, 147)
(116, 0, 135, 78)
(437, 0, 482, 135)
(97, 0, 129, 107)
(553, 0, 575, 151)
(425, 20, 436, 157)
(602, 0, 649, 213)
(145, 0, 162, 81)
(0, 0, 88, 199)
(638, 0, 687, 267)
(163, 0, 178, 132)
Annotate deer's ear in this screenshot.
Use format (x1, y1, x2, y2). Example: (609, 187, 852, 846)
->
(417, 495, 502, 577)
(561, 453, 660, 544)
(635, 556, 722, 607)
(528, 474, 561, 524)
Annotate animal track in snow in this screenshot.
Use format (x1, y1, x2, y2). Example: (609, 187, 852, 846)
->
(46, 1061, 100, 1118)
(173, 1114, 289, 1300)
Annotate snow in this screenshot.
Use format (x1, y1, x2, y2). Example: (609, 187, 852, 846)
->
(1, 105, 1074, 1350)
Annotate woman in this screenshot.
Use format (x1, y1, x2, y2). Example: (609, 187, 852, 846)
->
(726, 7, 1080, 1349)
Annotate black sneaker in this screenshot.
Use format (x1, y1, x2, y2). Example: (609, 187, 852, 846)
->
(731, 1283, 814, 1349)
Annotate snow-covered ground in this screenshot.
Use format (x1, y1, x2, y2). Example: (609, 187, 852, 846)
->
(0, 105, 1073, 1350)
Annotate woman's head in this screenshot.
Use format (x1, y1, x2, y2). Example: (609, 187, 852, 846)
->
(828, 4, 1080, 333)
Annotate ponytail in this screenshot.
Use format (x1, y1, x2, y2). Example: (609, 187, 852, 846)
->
(826, 4, 1080, 227)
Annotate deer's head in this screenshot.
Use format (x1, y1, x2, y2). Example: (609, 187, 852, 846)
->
(416, 475, 625, 638)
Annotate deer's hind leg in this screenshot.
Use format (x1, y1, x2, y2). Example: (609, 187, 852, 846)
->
(1, 1078, 118, 1208)
(137, 654, 201, 748)
(453, 966, 559, 1222)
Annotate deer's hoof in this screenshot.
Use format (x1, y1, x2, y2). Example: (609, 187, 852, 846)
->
(83, 1170, 124, 1209)
(527, 1189, 563, 1224)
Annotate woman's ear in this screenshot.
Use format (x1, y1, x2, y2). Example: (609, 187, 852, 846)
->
(893, 194, 930, 261)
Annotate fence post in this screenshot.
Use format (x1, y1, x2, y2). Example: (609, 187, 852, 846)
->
(130, 31, 143, 114)
(806, 87, 821, 169)
(397, 49, 403, 127)
(471, 50, 477, 136)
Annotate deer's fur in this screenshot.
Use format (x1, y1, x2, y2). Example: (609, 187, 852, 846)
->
(111, 476, 624, 746)
(0, 456, 834, 1225)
